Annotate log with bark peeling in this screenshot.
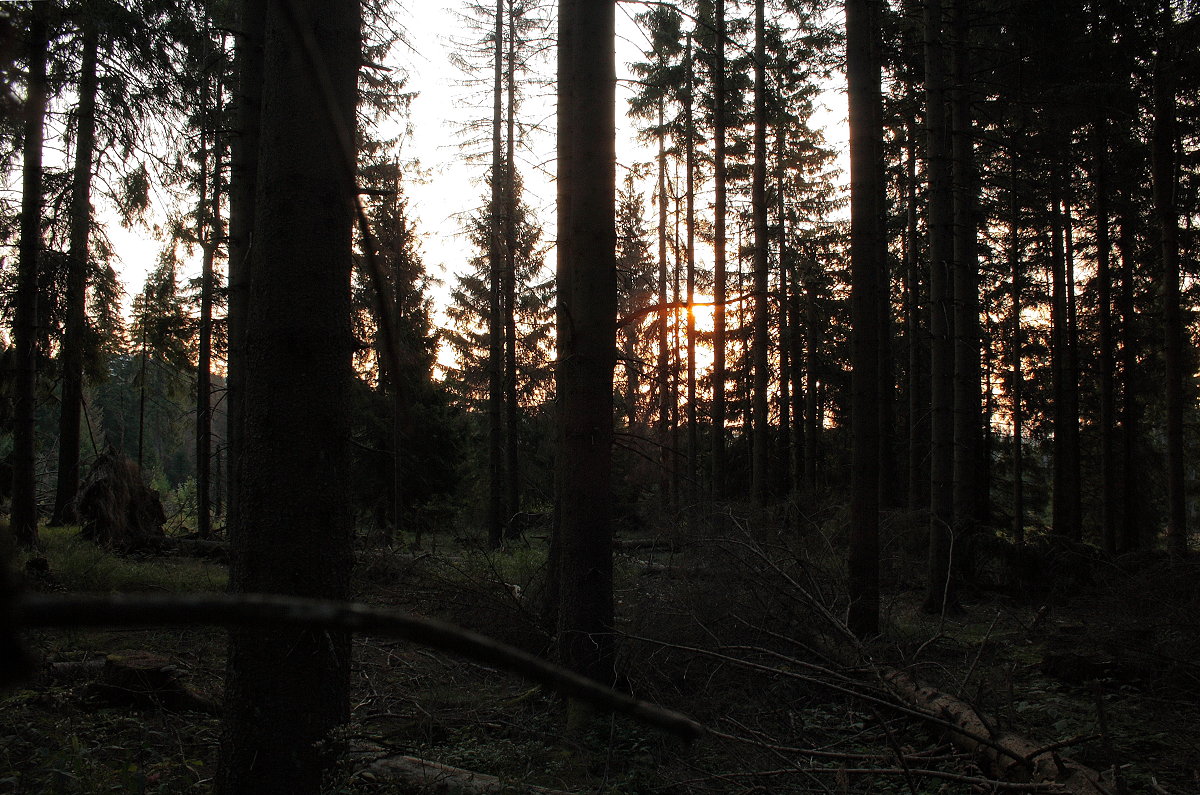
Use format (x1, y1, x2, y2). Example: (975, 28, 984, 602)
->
(883, 668, 1112, 794)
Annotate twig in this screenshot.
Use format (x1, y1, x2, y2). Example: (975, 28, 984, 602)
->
(17, 592, 704, 739)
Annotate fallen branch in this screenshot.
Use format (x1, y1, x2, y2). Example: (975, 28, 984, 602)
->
(16, 593, 704, 740)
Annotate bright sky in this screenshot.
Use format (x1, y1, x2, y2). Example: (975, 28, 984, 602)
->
(104, 1, 849, 326)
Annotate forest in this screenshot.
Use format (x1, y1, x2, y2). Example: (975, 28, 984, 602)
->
(1, 0, 1199, 792)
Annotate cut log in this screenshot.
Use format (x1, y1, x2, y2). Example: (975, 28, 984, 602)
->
(358, 754, 575, 794)
(883, 668, 1111, 794)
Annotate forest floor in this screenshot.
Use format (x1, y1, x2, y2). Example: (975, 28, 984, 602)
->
(3, 512, 1199, 794)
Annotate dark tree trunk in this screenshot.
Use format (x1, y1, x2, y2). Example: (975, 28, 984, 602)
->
(776, 129, 792, 496)
(196, 69, 220, 542)
(226, 0, 266, 550)
(684, 36, 697, 514)
(216, 0, 360, 790)
(487, 0, 505, 548)
(846, 0, 884, 636)
(502, 0, 520, 538)
(1116, 210, 1142, 551)
(750, 0, 769, 506)
(1094, 118, 1117, 554)
(1008, 142, 1024, 545)
(1050, 180, 1081, 542)
(555, 0, 616, 693)
(657, 103, 671, 505)
(923, 0, 958, 613)
(11, 5, 49, 547)
(950, 0, 984, 536)
(904, 116, 928, 514)
(52, 24, 99, 528)
(1153, 16, 1187, 558)
(711, 0, 727, 499)
(804, 281, 820, 494)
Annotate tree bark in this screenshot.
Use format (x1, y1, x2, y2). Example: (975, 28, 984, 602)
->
(1153, 13, 1187, 558)
(1093, 118, 1117, 554)
(904, 116, 928, 514)
(216, 0, 360, 789)
(195, 64, 219, 542)
(750, 0, 770, 507)
(11, 4, 50, 547)
(950, 0, 984, 535)
(684, 35, 698, 516)
(846, 0, 884, 636)
(923, 0, 958, 612)
(226, 0, 266, 554)
(52, 23, 99, 528)
(711, 0, 728, 499)
(1008, 140, 1024, 545)
(1116, 210, 1142, 552)
(657, 102, 672, 505)
(487, 0, 505, 548)
(502, 0, 521, 539)
(1050, 179, 1080, 542)
(555, 0, 617, 691)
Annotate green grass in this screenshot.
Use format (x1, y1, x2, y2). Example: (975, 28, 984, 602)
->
(24, 525, 227, 593)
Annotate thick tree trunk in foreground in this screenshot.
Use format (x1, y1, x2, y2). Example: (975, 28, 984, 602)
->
(52, 24, 99, 528)
(216, 0, 359, 790)
(555, 0, 617, 694)
(846, 0, 884, 637)
(12, 5, 49, 547)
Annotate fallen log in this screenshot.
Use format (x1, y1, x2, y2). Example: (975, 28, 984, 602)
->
(883, 668, 1112, 795)
(358, 754, 575, 794)
(63, 650, 221, 714)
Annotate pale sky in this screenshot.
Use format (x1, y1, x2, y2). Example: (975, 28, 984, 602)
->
(105, 1, 848, 325)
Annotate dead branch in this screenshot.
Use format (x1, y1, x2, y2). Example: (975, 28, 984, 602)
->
(16, 592, 704, 740)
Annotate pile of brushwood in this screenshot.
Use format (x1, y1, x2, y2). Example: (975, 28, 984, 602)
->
(3, 507, 1199, 793)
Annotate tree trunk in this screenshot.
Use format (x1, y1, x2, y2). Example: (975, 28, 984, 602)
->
(216, 0, 359, 790)
(657, 102, 671, 505)
(226, 0, 266, 553)
(1094, 118, 1117, 554)
(684, 35, 697, 516)
(52, 24, 99, 528)
(923, 0, 958, 613)
(11, 4, 49, 547)
(555, 0, 617, 693)
(711, 0, 727, 499)
(776, 129, 792, 497)
(1008, 141, 1024, 545)
(487, 0, 505, 549)
(1153, 14, 1187, 558)
(750, 0, 769, 506)
(950, 0, 984, 537)
(904, 116, 928, 514)
(1050, 179, 1080, 542)
(1116, 210, 1142, 551)
(846, 0, 884, 637)
(502, 1, 520, 538)
(196, 66, 219, 542)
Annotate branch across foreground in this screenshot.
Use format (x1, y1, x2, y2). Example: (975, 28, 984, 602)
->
(14, 592, 705, 740)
